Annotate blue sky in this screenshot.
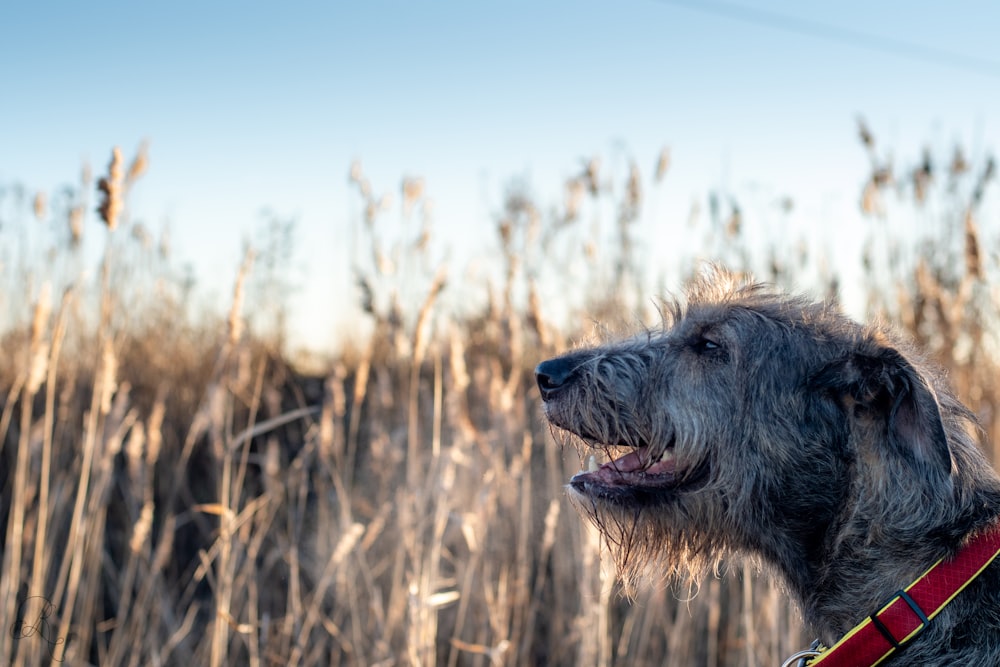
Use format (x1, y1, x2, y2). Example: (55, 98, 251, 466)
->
(4, 1, 1000, 352)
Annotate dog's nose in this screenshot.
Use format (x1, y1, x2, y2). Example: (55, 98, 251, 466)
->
(535, 357, 578, 401)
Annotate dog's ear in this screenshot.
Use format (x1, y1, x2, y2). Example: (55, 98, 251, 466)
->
(813, 345, 954, 476)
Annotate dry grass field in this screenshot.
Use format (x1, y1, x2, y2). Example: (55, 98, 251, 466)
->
(0, 126, 997, 665)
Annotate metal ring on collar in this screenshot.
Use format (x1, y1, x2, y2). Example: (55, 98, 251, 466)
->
(780, 647, 822, 667)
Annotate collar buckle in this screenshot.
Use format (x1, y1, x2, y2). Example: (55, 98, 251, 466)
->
(780, 639, 823, 667)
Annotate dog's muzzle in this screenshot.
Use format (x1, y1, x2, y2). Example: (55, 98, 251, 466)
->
(535, 356, 584, 401)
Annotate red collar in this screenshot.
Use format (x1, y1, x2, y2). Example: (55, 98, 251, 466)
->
(785, 523, 1000, 667)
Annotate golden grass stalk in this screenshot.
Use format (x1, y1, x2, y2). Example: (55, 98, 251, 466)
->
(26, 283, 51, 395)
(0, 288, 52, 661)
(147, 390, 165, 472)
(228, 248, 255, 345)
(964, 209, 983, 281)
(28, 287, 72, 630)
(288, 523, 365, 667)
(98, 337, 119, 416)
(406, 266, 447, 487)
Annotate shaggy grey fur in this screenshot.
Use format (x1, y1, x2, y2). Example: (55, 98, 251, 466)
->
(535, 269, 1000, 665)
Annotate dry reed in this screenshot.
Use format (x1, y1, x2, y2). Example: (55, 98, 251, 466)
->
(0, 131, 995, 667)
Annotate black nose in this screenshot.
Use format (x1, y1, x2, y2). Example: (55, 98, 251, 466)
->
(535, 357, 579, 401)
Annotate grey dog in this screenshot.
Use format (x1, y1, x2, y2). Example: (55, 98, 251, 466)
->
(535, 269, 1000, 665)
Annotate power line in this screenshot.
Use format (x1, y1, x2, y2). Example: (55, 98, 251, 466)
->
(654, 0, 1000, 79)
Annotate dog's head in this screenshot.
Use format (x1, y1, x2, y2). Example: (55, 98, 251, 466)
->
(536, 270, 992, 594)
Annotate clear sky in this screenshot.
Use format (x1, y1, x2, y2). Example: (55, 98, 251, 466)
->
(4, 1, 1000, 352)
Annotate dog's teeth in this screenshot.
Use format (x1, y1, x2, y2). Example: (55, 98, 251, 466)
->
(659, 449, 675, 463)
(587, 455, 599, 472)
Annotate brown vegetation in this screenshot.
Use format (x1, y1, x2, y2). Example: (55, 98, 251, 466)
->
(0, 128, 996, 665)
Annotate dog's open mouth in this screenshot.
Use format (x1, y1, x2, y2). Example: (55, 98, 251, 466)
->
(566, 433, 708, 503)
(571, 444, 680, 489)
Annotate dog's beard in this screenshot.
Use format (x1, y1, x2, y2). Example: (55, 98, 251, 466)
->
(566, 484, 735, 596)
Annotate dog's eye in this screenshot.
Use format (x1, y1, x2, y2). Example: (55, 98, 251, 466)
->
(694, 337, 722, 353)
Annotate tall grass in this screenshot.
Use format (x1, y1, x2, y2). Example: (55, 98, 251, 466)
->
(0, 129, 996, 666)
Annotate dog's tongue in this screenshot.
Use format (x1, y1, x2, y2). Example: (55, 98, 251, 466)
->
(573, 448, 679, 488)
(590, 448, 677, 479)
(610, 450, 646, 472)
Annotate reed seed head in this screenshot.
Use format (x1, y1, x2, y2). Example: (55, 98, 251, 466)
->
(26, 284, 52, 395)
(655, 146, 671, 182)
(69, 205, 84, 246)
(33, 191, 47, 221)
(97, 146, 124, 230)
(126, 141, 149, 186)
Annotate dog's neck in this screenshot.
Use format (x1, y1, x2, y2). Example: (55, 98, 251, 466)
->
(780, 490, 1000, 642)
(763, 422, 1000, 641)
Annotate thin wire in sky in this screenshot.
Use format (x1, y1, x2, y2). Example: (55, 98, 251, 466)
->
(654, 0, 1000, 79)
